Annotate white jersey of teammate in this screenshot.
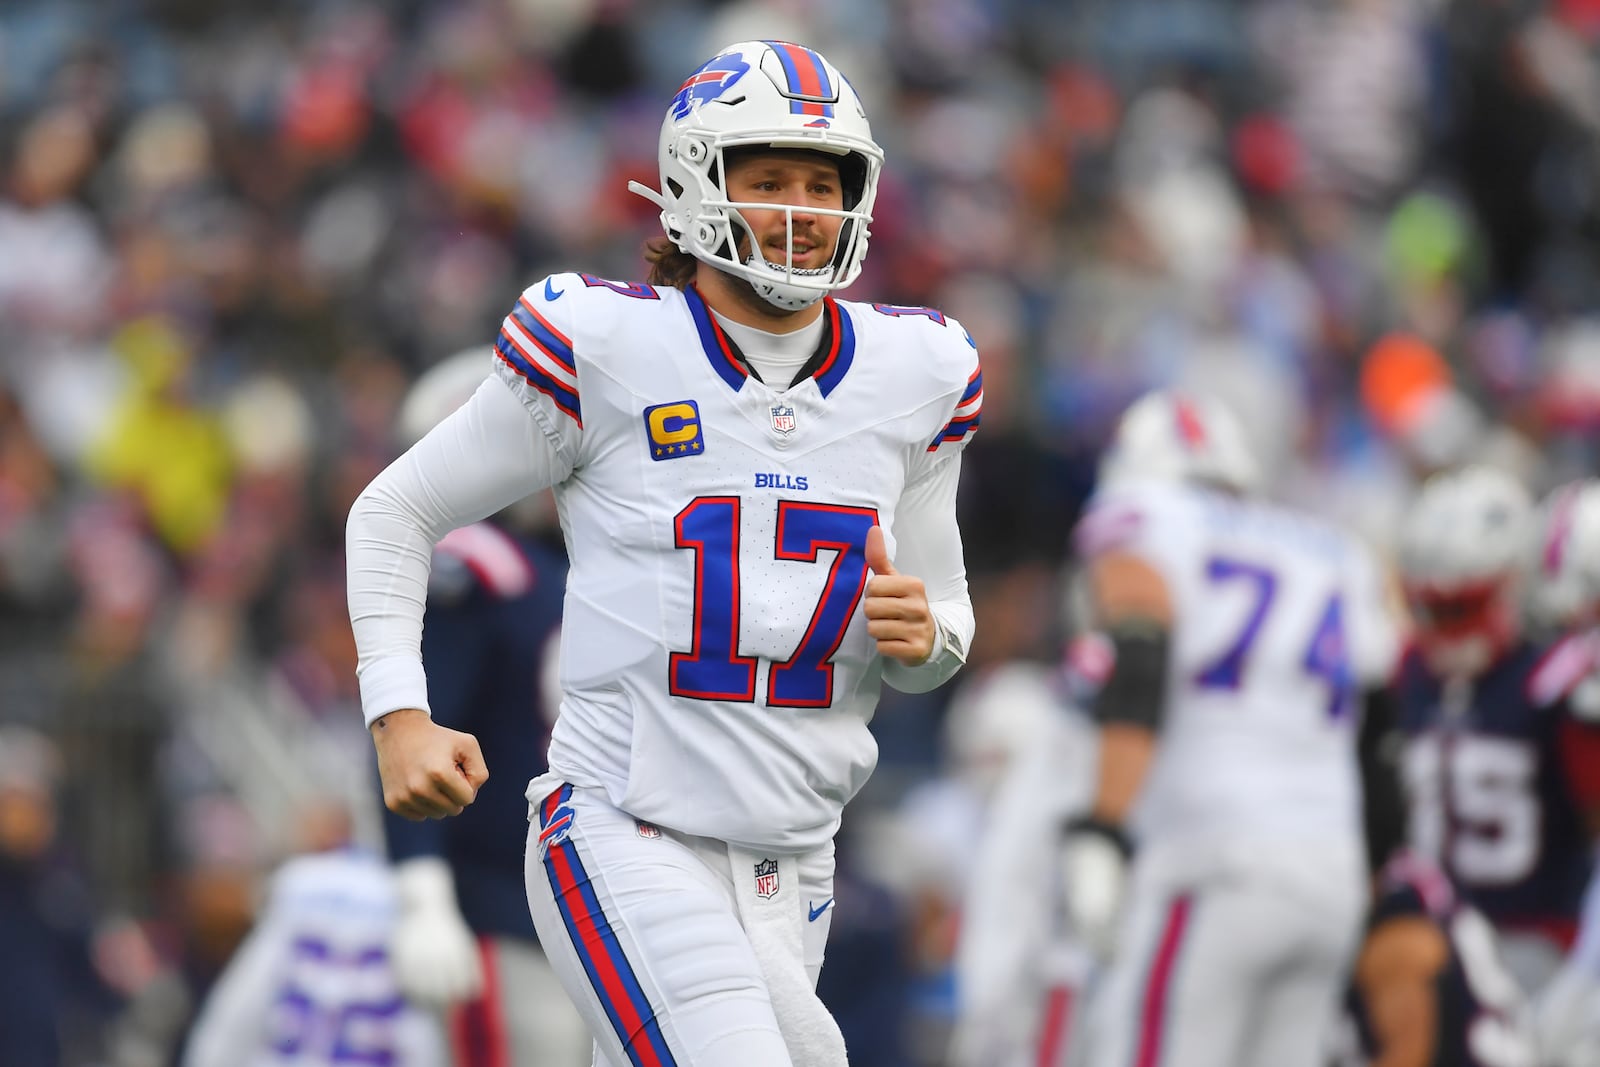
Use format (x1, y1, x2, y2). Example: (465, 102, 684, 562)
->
(1076, 479, 1399, 852)
(183, 849, 443, 1067)
(358, 272, 980, 855)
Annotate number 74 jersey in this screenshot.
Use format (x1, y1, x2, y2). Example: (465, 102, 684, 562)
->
(1074, 481, 1400, 850)
(492, 274, 981, 854)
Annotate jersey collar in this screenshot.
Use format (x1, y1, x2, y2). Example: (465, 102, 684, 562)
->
(683, 284, 856, 397)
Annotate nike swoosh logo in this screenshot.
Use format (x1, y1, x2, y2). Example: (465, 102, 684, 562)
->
(544, 278, 564, 301)
(808, 898, 833, 922)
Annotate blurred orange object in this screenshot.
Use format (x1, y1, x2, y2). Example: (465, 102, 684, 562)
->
(1360, 332, 1453, 434)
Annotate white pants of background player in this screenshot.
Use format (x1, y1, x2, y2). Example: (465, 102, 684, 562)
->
(522, 773, 843, 1067)
(1535, 858, 1600, 1067)
(1078, 835, 1366, 1067)
(444, 934, 591, 1066)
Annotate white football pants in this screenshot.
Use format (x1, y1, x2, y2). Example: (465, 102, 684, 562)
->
(444, 934, 591, 1067)
(522, 774, 841, 1067)
(1081, 836, 1366, 1067)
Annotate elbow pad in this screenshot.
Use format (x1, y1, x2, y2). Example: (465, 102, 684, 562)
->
(1091, 617, 1170, 731)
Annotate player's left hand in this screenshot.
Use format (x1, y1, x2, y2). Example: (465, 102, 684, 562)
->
(864, 525, 936, 666)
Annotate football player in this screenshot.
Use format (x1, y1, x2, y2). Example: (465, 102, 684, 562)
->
(1330, 721, 1538, 1067)
(1394, 468, 1600, 996)
(183, 805, 446, 1067)
(1331, 851, 1537, 1067)
(1065, 390, 1401, 1067)
(1523, 479, 1600, 1066)
(345, 41, 979, 1066)
(946, 656, 1103, 1067)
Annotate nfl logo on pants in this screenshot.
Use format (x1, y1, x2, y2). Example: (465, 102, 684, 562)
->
(754, 858, 779, 899)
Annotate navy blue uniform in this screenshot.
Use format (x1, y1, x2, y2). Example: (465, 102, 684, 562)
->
(1339, 854, 1532, 1067)
(383, 522, 567, 940)
(1395, 637, 1600, 943)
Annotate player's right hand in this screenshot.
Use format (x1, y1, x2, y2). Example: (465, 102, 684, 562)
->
(371, 708, 488, 820)
(1060, 816, 1131, 961)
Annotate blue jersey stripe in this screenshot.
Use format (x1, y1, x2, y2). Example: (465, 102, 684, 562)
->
(495, 334, 582, 425)
(683, 286, 748, 391)
(813, 300, 856, 398)
(538, 790, 676, 1067)
(510, 303, 577, 375)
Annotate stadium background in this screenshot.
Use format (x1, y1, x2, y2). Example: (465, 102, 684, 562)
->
(0, 0, 1598, 1062)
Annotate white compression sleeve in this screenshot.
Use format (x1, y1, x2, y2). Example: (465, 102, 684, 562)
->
(346, 375, 571, 726)
(881, 452, 975, 693)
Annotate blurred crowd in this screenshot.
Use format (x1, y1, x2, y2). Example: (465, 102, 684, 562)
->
(3, 0, 1600, 1063)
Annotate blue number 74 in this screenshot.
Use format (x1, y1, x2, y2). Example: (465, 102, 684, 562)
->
(1193, 556, 1354, 719)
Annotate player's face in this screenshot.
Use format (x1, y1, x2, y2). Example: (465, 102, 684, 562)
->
(1405, 576, 1521, 678)
(723, 151, 845, 270)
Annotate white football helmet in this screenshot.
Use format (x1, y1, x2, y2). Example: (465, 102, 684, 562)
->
(1096, 389, 1260, 494)
(1529, 479, 1600, 633)
(1398, 466, 1533, 678)
(397, 348, 490, 447)
(628, 40, 883, 311)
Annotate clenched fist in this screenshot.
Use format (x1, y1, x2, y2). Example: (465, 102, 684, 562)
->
(371, 708, 488, 820)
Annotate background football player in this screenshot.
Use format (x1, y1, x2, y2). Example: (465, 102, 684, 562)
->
(1065, 389, 1401, 1067)
(1394, 468, 1600, 996)
(1523, 478, 1600, 1067)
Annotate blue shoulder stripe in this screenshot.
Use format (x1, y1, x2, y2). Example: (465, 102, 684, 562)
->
(496, 333, 582, 426)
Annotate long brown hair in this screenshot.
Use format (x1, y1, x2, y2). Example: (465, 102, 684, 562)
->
(644, 236, 698, 289)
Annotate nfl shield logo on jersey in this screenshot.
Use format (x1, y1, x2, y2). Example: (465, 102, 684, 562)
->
(769, 403, 797, 436)
(754, 858, 780, 899)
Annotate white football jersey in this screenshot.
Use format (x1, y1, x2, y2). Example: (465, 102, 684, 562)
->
(183, 850, 443, 1067)
(1076, 481, 1399, 848)
(493, 273, 981, 853)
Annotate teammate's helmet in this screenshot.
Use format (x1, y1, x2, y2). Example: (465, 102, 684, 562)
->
(1398, 466, 1533, 678)
(397, 348, 489, 447)
(1096, 389, 1260, 494)
(628, 41, 883, 312)
(1528, 479, 1600, 633)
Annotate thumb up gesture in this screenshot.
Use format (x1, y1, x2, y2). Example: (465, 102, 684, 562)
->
(863, 526, 937, 666)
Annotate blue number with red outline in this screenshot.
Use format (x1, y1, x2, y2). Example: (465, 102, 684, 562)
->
(670, 497, 759, 701)
(579, 273, 659, 299)
(871, 303, 947, 325)
(670, 497, 878, 708)
(769, 502, 878, 707)
(1193, 555, 1355, 719)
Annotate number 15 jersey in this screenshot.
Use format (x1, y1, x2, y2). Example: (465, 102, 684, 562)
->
(492, 274, 980, 854)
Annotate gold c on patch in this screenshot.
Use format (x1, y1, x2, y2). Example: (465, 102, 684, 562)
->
(643, 400, 705, 461)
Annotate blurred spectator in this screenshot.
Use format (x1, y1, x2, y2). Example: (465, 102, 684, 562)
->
(0, 725, 119, 1067)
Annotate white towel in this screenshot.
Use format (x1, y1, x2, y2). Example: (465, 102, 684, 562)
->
(727, 845, 849, 1067)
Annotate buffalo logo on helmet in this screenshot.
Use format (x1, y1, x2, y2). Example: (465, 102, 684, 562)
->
(671, 54, 751, 120)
